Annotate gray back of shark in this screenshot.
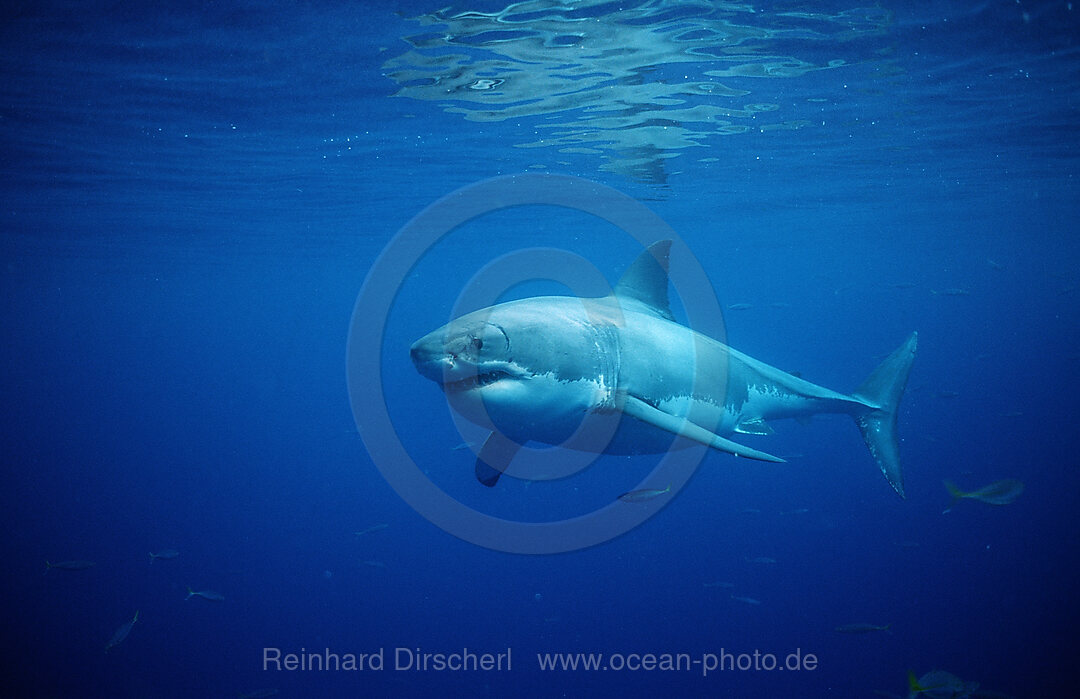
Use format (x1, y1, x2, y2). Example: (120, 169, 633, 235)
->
(410, 241, 916, 496)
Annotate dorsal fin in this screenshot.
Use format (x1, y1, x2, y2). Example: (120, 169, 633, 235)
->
(613, 240, 673, 320)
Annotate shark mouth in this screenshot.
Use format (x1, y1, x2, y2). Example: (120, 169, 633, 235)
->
(442, 369, 514, 393)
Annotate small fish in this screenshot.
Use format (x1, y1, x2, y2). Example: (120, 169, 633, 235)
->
(943, 479, 1024, 512)
(362, 560, 386, 568)
(730, 594, 761, 605)
(747, 556, 777, 564)
(937, 390, 960, 399)
(617, 484, 671, 503)
(986, 258, 1004, 271)
(105, 611, 138, 653)
(769, 302, 792, 309)
(998, 410, 1024, 417)
(44, 560, 96, 574)
(727, 303, 754, 310)
(354, 523, 389, 537)
(186, 587, 225, 602)
(907, 670, 979, 698)
(931, 288, 971, 296)
(737, 507, 762, 514)
(149, 549, 179, 565)
(834, 622, 891, 634)
(703, 581, 735, 589)
(891, 282, 918, 289)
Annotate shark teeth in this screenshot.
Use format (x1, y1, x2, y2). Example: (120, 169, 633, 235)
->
(443, 369, 512, 393)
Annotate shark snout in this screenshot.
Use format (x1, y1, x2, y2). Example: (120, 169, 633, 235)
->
(410, 335, 446, 382)
(408, 339, 425, 365)
(412, 332, 479, 388)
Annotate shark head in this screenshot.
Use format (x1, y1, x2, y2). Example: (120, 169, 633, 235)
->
(410, 299, 619, 444)
(410, 314, 523, 396)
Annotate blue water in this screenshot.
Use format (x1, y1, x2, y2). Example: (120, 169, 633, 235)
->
(3, 1, 1078, 697)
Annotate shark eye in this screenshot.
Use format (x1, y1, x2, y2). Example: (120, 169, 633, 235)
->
(465, 323, 509, 356)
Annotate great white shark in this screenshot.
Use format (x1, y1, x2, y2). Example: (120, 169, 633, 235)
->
(410, 241, 917, 497)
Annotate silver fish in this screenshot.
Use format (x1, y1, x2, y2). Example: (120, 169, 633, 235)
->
(617, 485, 671, 503)
(149, 549, 179, 564)
(105, 611, 138, 653)
(186, 587, 225, 602)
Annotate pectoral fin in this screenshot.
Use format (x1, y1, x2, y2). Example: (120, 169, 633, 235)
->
(622, 396, 785, 463)
(474, 431, 521, 487)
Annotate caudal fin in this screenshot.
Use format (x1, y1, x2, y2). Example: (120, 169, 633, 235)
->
(942, 480, 965, 513)
(852, 333, 917, 498)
